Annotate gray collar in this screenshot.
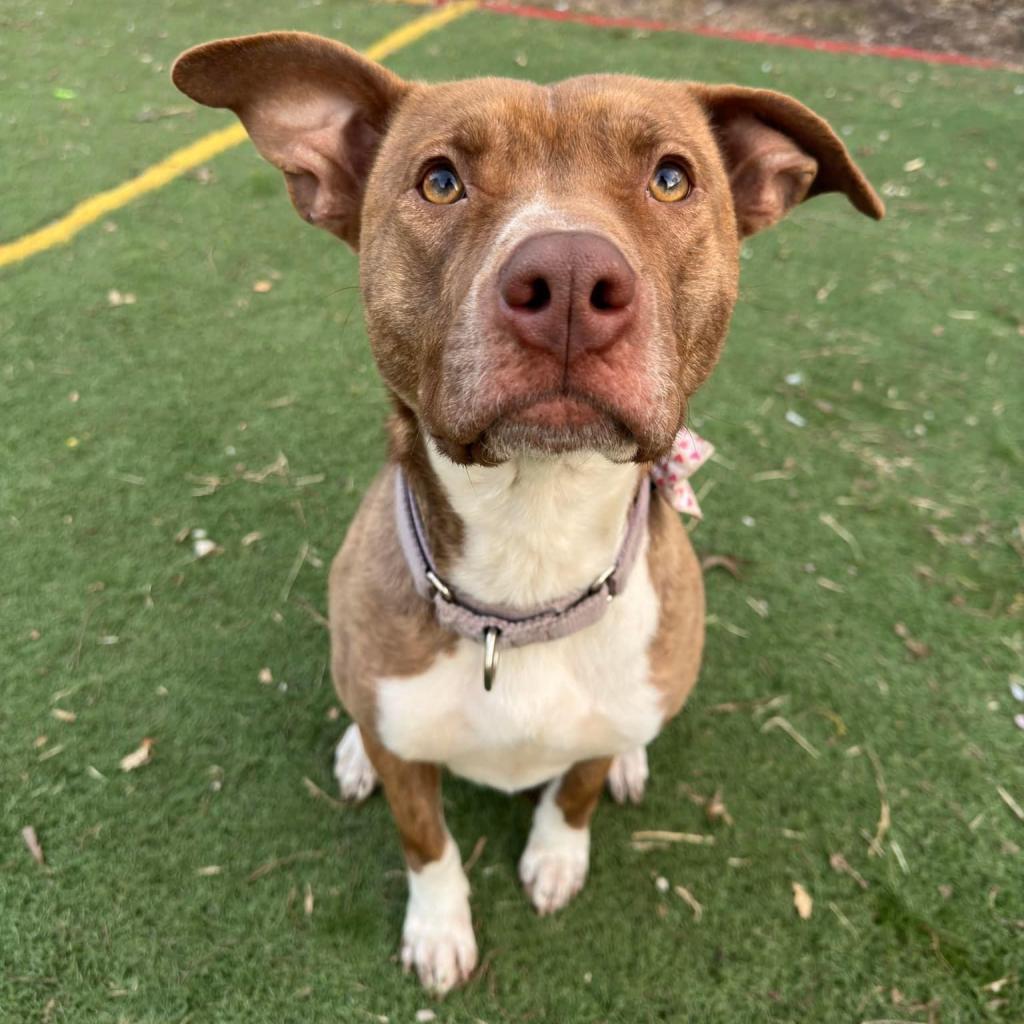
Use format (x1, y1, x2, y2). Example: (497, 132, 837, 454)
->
(393, 466, 651, 691)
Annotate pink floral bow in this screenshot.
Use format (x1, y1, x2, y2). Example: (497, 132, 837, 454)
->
(650, 429, 714, 519)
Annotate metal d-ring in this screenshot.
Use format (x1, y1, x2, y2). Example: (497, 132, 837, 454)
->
(482, 627, 500, 692)
(425, 569, 453, 602)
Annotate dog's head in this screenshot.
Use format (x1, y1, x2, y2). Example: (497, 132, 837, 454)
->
(173, 33, 882, 464)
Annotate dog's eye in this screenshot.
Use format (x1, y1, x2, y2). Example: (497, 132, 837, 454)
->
(649, 161, 691, 203)
(420, 163, 465, 205)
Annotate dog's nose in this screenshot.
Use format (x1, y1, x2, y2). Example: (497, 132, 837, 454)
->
(497, 232, 637, 358)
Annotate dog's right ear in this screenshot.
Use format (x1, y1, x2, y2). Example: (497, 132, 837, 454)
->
(172, 32, 409, 248)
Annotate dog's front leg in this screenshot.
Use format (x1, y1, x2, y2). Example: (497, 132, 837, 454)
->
(360, 728, 477, 995)
(519, 756, 612, 915)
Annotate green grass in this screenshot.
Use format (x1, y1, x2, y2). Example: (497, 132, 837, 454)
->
(2, 2, 1023, 1022)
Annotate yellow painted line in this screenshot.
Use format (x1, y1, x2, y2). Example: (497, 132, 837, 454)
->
(0, 0, 477, 270)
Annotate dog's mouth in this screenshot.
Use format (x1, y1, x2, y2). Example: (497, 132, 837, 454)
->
(468, 392, 639, 461)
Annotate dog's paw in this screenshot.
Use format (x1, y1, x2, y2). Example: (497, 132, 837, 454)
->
(607, 746, 648, 805)
(402, 839, 477, 995)
(333, 723, 378, 803)
(401, 907, 478, 995)
(519, 784, 590, 915)
(519, 839, 589, 915)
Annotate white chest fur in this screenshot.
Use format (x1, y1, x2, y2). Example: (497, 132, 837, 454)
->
(375, 447, 665, 792)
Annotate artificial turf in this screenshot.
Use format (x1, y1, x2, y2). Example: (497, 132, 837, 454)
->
(2, 2, 1022, 1021)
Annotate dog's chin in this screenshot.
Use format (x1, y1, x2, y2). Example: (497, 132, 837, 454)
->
(479, 397, 639, 463)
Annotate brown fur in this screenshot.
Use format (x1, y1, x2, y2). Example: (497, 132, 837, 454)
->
(555, 757, 615, 829)
(328, 465, 456, 731)
(645, 490, 706, 720)
(360, 727, 446, 871)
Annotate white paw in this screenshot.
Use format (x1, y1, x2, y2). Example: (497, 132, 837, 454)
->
(401, 906, 478, 995)
(519, 840, 589, 915)
(333, 723, 378, 803)
(519, 781, 590, 915)
(402, 839, 477, 995)
(607, 746, 649, 804)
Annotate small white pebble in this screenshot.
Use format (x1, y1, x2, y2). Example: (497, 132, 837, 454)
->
(784, 372, 804, 386)
(741, 515, 756, 528)
(193, 538, 217, 559)
(192, 528, 208, 540)
(655, 876, 670, 893)
(415, 1011, 436, 1023)
(1010, 677, 1024, 702)
(785, 409, 807, 428)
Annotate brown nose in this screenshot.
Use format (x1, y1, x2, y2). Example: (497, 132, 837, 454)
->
(497, 231, 637, 358)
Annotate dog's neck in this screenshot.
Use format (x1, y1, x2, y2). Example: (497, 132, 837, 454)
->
(419, 438, 643, 609)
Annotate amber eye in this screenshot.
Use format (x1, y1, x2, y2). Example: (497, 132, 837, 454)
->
(420, 162, 465, 205)
(649, 160, 691, 203)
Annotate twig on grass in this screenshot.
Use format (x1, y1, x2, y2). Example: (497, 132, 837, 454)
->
(866, 748, 891, 857)
(632, 830, 715, 845)
(247, 849, 326, 882)
(302, 776, 345, 810)
(997, 785, 1024, 823)
(673, 884, 703, 921)
(828, 901, 859, 936)
(67, 597, 101, 671)
(761, 716, 820, 759)
(21, 826, 45, 866)
(463, 835, 487, 874)
(819, 512, 863, 561)
(280, 542, 310, 603)
(292, 593, 329, 630)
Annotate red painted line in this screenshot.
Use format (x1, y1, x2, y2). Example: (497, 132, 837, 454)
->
(473, 1, 1020, 72)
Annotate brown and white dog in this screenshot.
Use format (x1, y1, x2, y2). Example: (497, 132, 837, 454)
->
(173, 33, 882, 995)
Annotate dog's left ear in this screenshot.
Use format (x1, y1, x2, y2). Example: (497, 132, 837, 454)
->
(172, 32, 410, 248)
(694, 85, 885, 237)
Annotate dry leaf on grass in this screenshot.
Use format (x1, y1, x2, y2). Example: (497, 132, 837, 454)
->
(196, 865, 222, 876)
(699, 553, 743, 578)
(252, 280, 273, 294)
(119, 737, 154, 772)
(21, 826, 45, 865)
(982, 977, 1013, 994)
(51, 708, 76, 723)
(303, 882, 314, 916)
(241, 531, 264, 547)
(706, 788, 734, 827)
(258, 667, 273, 685)
(792, 881, 813, 920)
(894, 622, 930, 659)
